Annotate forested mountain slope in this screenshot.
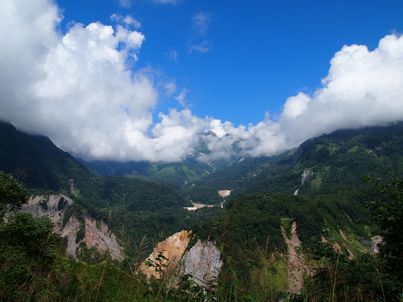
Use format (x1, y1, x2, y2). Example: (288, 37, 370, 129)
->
(0, 121, 93, 191)
(83, 158, 213, 187)
(0, 121, 206, 260)
(0, 121, 189, 212)
(183, 122, 403, 203)
(1, 121, 402, 301)
(186, 123, 403, 300)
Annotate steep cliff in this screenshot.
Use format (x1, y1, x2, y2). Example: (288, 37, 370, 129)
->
(180, 240, 222, 288)
(139, 230, 192, 280)
(21, 194, 123, 261)
(139, 230, 223, 289)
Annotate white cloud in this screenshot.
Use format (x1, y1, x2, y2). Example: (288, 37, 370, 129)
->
(192, 11, 210, 34)
(118, 0, 132, 8)
(188, 12, 212, 55)
(175, 88, 190, 105)
(274, 34, 403, 150)
(164, 81, 177, 96)
(282, 93, 310, 119)
(187, 34, 403, 160)
(189, 41, 210, 53)
(1, 0, 403, 163)
(0, 0, 159, 161)
(111, 14, 141, 29)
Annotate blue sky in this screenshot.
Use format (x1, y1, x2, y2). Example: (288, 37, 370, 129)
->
(57, 0, 403, 125)
(2, 0, 403, 162)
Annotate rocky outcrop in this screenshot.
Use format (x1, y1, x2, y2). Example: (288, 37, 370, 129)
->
(281, 221, 310, 294)
(139, 230, 192, 279)
(294, 168, 313, 196)
(139, 231, 223, 290)
(218, 190, 232, 208)
(21, 194, 123, 261)
(301, 169, 313, 185)
(22, 195, 73, 232)
(82, 217, 123, 261)
(62, 216, 81, 258)
(371, 235, 382, 254)
(218, 190, 232, 198)
(184, 203, 214, 211)
(180, 240, 222, 288)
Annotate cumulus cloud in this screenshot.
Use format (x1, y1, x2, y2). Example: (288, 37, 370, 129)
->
(0, 0, 158, 161)
(274, 35, 403, 150)
(187, 34, 403, 160)
(1, 0, 403, 163)
(199, 34, 403, 159)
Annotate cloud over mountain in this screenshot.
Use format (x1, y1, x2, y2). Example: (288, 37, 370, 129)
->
(0, 0, 403, 162)
(200, 34, 403, 159)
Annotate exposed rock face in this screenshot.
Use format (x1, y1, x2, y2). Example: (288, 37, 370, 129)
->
(62, 216, 81, 258)
(301, 169, 313, 185)
(281, 221, 310, 294)
(218, 190, 232, 208)
(218, 190, 232, 198)
(139, 230, 192, 279)
(332, 242, 342, 254)
(21, 194, 123, 261)
(184, 203, 214, 212)
(180, 240, 222, 288)
(82, 217, 123, 261)
(139, 231, 223, 290)
(371, 235, 382, 254)
(294, 168, 313, 196)
(22, 195, 73, 232)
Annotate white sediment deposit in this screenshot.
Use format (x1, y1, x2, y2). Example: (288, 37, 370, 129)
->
(218, 190, 232, 198)
(294, 168, 313, 196)
(184, 202, 214, 211)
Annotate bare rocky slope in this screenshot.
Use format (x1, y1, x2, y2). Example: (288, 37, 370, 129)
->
(139, 230, 223, 289)
(281, 221, 311, 294)
(21, 194, 123, 261)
